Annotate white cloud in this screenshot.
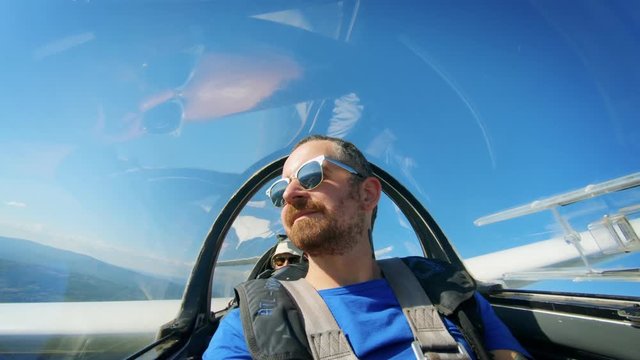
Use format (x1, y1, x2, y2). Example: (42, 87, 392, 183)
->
(374, 246, 394, 258)
(247, 200, 267, 208)
(0, 218, 43, 234)
(232, 215, 272, 246)
(366, 129, 428, 199)
(34, 32, 95, 60)
(393, 203, 411, 230)
(328, 93, 362, 139)
(253, 9, 312, 32)
(366, 129, 396, 158)
(5, 201, 27, 208)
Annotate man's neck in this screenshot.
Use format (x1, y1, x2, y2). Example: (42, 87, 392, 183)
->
(305, 241, 381, 290)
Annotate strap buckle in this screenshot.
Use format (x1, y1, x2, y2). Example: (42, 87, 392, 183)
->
(412, 340, 471, 360)
(411, 340, 424, 360)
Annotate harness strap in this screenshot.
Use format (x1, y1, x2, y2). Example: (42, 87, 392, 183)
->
(378, 258, 470, 360)
(280, 279, 358, 360)
(456, 304, 491, 360)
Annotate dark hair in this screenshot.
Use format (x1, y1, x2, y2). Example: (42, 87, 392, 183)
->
(293, 135, 373, 178)
(292, 135, 378, 230)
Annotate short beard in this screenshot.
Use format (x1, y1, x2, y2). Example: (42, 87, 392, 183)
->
(284, 195, 365, 256)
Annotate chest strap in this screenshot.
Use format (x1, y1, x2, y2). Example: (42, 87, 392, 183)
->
(279, 279, 357, 360)
(280, 258, 470, 360)
(378, 258, 470, 360)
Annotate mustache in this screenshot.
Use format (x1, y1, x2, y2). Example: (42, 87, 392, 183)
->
(284, 199, 325, 225)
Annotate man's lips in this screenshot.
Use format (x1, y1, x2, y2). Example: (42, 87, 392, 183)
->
(284, 200, 324, 227)
(291, 210, 318, 223)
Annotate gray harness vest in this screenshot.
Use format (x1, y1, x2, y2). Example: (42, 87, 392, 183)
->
(235, 256, 488, 360)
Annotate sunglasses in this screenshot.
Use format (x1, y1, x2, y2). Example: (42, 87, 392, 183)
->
(265, 155, 363, 207)
(272, 254, 302, 267)
(143, 99, 183, 134)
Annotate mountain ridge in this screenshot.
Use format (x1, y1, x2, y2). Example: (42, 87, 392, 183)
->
(0, 236, 185, 302)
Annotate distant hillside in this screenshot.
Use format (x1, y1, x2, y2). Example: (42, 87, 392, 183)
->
(0, 236, 184, 302)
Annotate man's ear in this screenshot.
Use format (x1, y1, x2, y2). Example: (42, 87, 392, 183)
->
(360, 176, 381, 211)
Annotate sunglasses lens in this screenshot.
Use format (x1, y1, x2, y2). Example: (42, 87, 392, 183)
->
(273, 257, 285, 267)
(273, 255, 301, 267)
(142, 101, 183, 134)
(266, 159, 324, 207)
(297, 161, 323, 190)
(268, 180, 289, 207)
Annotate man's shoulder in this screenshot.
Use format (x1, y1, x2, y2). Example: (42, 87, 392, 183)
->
(398, 256, 473, 282)
(218, 307, 243, 332)
(400, 256, 464, 274)
(394, 256, 477, 315)
(202, 308, 249, 360)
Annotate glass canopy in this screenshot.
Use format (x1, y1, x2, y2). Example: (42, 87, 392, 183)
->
(0, 1, 638, 357)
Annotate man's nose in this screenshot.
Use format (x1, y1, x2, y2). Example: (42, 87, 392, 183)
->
(282, 178, 307, 206)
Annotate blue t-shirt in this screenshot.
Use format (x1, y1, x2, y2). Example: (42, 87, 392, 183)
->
(203, 279, 530, 359)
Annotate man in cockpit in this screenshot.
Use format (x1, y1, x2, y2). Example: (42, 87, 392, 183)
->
(270, 236, 304, 270)
(204, 135, 531, 360)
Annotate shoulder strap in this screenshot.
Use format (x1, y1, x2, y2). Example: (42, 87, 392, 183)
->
(378, 258, 470, 360)
(453, 296, 491, 360)
(400, 257, 476, 316)
(279, 279, 358, 360)
(236, 278, 311, 360)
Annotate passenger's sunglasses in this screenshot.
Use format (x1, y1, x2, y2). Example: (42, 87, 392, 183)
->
(272, 254, 302, 268)
(265, 155, 363, 207)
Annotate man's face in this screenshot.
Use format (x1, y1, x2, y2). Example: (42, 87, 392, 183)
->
(271, 252, 302, 270)
(280, 140, 366, 256)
